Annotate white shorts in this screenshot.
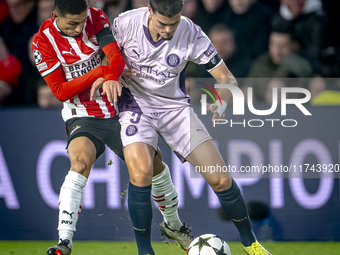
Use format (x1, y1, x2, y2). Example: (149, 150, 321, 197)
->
(119, 106, 212, 162)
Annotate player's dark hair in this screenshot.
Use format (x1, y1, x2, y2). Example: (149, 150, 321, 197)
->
(150, 0, 183, 18)
(55, 0, 88, 17)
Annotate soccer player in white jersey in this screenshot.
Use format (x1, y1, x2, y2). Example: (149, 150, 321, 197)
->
(32, 0, 193, 254)
(92, 0, 272, 254)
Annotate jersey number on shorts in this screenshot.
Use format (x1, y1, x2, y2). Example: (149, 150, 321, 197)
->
(130, 112, 141, 124)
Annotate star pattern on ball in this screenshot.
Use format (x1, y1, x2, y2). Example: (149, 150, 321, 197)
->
(193, 236, 212, 252)
(213, 247, 225, 255)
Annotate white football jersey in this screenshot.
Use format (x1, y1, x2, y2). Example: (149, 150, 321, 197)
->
(113, 7, 222, 114)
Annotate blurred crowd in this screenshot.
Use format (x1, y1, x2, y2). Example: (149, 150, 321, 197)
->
(0, 0, 339, 108)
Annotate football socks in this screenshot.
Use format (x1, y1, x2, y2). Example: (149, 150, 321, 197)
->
(214, 179, 255, 247)
(58, 171, 87, 249)
(128, 182, 155, 255)
(152, 164, 182, 231)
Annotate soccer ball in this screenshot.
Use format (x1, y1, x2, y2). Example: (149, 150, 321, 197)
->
(188, 234, 231, 255)
(33, 49, 42, 64)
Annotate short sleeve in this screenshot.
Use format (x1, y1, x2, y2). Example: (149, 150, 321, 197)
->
(188, 24, 218, 65)
(112, 14, 132, 48)
(111, 9, 142, 48)
(112, 17, 123, 47)
(32, 34, 61, 77)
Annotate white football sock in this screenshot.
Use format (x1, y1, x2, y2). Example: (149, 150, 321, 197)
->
(58, 171, 88, 249)
(152, 164, 183, 231)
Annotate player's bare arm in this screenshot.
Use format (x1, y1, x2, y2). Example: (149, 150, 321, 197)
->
(207, 62, 238, 121)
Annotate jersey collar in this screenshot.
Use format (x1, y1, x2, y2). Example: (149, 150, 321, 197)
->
(143, 10, 165, 47)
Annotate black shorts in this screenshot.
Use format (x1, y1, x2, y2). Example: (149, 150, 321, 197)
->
(65, 116, 124, 160)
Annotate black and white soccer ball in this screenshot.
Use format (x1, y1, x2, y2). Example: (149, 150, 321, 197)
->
(33, 49, 42, 64)
(188, 234, 231, 255)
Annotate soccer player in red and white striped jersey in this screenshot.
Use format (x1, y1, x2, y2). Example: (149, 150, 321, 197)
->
(32, 2, 122, 121)
(32, 1, 189, 255)
(32, 1, 126, 254)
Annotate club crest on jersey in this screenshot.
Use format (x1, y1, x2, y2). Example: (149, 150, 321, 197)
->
(166, 54, 180, 67)
(90, 36, 98, 45)
(126, 125, 138, 136)
(34, 49, 43, 64)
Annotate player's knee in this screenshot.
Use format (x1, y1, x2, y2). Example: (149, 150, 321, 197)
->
(129, 164, 153, 185)
(130, 172, 153, 185)
(70, 158, 92, 177)
(210, 177, 232, 192)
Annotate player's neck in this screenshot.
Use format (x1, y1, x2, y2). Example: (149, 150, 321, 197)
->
(148, 16, 161, 42)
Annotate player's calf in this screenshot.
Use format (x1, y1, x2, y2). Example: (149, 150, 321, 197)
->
(58, 171, 87, 248)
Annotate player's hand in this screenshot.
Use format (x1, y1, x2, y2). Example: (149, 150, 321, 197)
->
(122, 69, 136, 76)
(90, 77, 105, 101)
(90, 78, 122, 104)
(117, 69, 136, 89)
(118, 76, 128, 88)
(205, 101, 227, 122)
(102, 80, 122, 105)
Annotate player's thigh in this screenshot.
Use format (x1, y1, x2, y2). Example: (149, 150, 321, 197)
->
(124, 142, 156, 186)
(68, 136, 97, 178)
(186, 139, 232, 191)
(106, 115, 163, 174)
(65, 117, 109, 177)
(158, 106, 211, 163)
(119, 111, 158, 185)
(66, 117, 107, 158)
(159, 107, 231, 190)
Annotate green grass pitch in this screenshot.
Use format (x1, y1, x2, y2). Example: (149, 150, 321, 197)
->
(0, 241, 339, 254)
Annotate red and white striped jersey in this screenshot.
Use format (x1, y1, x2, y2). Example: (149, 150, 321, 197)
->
(32, 7, 117, 121)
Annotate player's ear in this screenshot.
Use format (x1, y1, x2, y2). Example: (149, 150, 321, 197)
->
(52, 11, 59, 20)
(148, 5, 153, 15)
